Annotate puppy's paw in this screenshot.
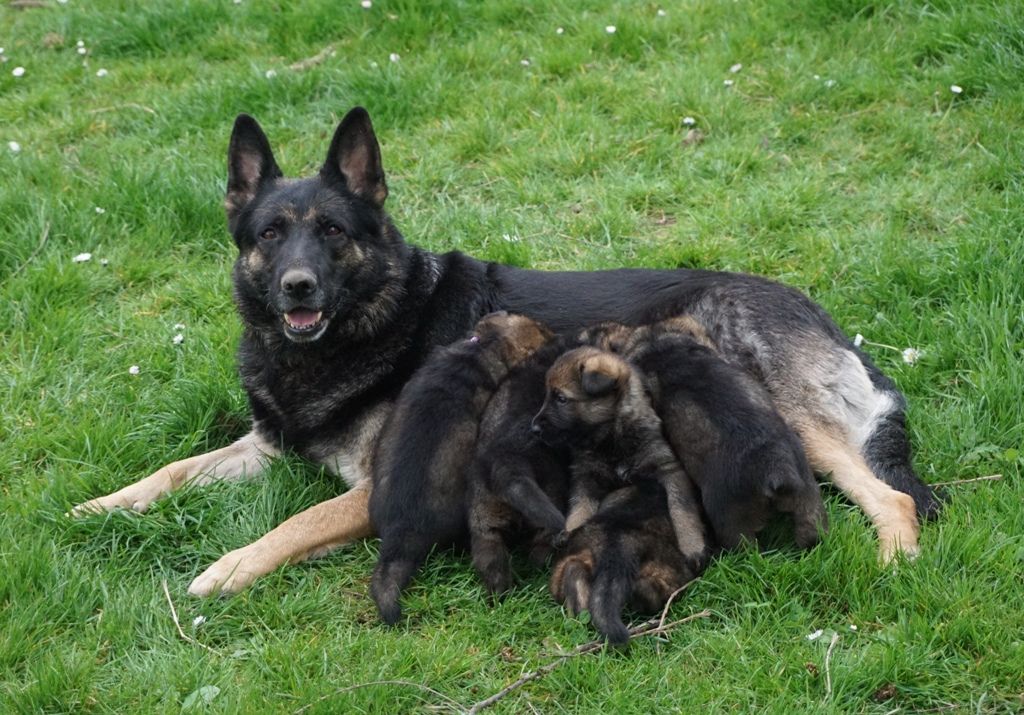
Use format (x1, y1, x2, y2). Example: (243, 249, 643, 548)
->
(188, 546, 267, 597)
(69, 480, 165, 517)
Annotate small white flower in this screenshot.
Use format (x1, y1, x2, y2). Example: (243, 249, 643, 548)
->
(950, 84, 963, 95)
(264, 69, 277, 78)
(233, 0, 242, 4)
(94, 207, 106, 214)
(657, 9, 667, 17)
(605, 25, 617, 34)
(901, 348, 920, 365)
(369, 60, 378, 68)
(128, 365, 140, 375)
(0, 47, 5, 54)
(813, 74, 820, 80)
(77, 47, 87, 55)
(723, 79, 734, 87)
(99, 258, 109, 266)
(361, 0, 372, 7)
(729, 63, 743, 73)
(556, 27, 564, 35)
(173, 323, 186, 331)
(806, 629, 824, 641)
(12, 66, 25, 77)
(76, 40, 85, 48)
(172, 333, 185, 345)
(96, 68, 109, 77)
(192, 615, 207, 628)
(57, 0, 69, 4)
(853, 333, 864, 347)
(682, 116, 696, 126)
(824, 79, 836, 88)
(73, 252, 92, 263)
(849, 624, 858, 631)
(520, 59, 530, 66)
(7, 141, 20, 153)
(389, 52, 401, 63)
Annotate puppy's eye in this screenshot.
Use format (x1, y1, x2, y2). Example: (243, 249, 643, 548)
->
(555, 392, 569, 405)
(260, 227, 277, 241)
(324, 224, 344, 237)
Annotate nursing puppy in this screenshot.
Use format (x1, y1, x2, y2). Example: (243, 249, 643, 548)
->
(466, 337, 574, 597)
(532, 346, 710, 572)
(550, 482, 696, 646)
(591, 318, 828, 550)
(370, 312, 550, 624)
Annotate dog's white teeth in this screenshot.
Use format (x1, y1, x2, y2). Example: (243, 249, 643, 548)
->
(285, 310, 323, 329)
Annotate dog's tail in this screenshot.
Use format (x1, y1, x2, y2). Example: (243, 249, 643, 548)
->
(370, 535, 430, 625)
(588, 546, 635, 647)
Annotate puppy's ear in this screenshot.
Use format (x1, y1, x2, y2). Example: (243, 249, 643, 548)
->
(579, 355, 624, 397)
(226, 114, 283, 227)
(321, 107, 388, 206)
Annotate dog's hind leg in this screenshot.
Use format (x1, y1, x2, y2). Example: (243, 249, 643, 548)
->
(801, 426, 919, 563)
(70, 430, 278, 516)
(188, 482, 373, 597)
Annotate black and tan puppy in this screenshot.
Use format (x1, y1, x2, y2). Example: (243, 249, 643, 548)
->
(532, 346, 710, 572)
(550, 482, 696, 646)
(466, 338, 574, 597)
(369, 312, 551, 624)
(592, 318, 829, 550)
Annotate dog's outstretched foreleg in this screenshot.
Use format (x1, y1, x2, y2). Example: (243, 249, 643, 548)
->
(188, 482, 373, 597)
(70, 431, 278, 516)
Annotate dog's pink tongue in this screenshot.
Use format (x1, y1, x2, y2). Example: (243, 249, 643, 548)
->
(286, 309, 321, 328)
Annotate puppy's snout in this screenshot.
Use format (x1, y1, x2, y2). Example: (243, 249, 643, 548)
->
(281, 268, 318, 299)
(530, 418, 543, 436)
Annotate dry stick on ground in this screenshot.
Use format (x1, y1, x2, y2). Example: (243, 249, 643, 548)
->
(87, 103, 158, 116)
(160, 579, 216, 654)
(5, 222, 49, 284)
(289, 44, 337, 72)
(466, 609, 713, 715)
(293, 680, 465, 715)
(931, 474, 1003, 488)
(824, 632, 840, 701)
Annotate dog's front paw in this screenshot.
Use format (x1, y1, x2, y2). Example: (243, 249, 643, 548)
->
(188, 546, 268, 597)
(68, 478, 166, 517)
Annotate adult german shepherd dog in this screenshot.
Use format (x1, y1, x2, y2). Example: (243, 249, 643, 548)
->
(71, 107, 939, 597)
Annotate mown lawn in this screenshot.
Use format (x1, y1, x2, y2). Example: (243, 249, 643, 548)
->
(1, 0, 1022, 712)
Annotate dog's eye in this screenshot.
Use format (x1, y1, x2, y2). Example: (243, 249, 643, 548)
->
(555, 391, 569, 405)
(260, 227, 277, 241)
(324, 224, 344, 237)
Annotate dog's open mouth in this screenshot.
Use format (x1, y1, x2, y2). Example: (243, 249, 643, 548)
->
(283, 309, 329, 341)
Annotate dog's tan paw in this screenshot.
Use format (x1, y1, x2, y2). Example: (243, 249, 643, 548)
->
(69, 483, 161, 517)
(188, 547, 268, 597)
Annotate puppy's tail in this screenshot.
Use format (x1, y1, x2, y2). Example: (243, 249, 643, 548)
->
(588, 547, 634, 647)
(370, 540, 426, 626)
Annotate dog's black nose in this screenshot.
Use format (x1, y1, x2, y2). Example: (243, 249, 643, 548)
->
(530, 420, 542, 436)
(281, 269, 317, 299)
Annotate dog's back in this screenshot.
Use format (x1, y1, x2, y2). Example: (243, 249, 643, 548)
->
(628, 327, 828, 549)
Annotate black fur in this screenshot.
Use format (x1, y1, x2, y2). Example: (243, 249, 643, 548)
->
(466, 338, 574, 597)
(624, 323, 828, 550)
(551, 483, 696, 646)
(369, 313, 550, 624)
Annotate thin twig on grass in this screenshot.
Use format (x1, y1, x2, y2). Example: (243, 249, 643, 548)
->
(289, 45, 336, 71)
(292, 680, 465, 715)
(160, 579, 215, 654)
(466, 609, 712, 714)
(824, 632, 840, 701)
(87, 103, 157, 116)
(5, 222, 49, 284)
(932, 474, 1002, 488)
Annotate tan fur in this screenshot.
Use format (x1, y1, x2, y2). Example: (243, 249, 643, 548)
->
(799, 425, 919, 562)
(188, 482, 373, 596)
(69, 431, 277, 516)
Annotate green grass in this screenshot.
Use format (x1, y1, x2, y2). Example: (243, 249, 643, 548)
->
(2, 0, 1022, 712)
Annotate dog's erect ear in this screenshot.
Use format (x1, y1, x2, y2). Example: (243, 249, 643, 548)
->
(321, 107, 388, 206)
(579, 355, 623, 397)
(226, 114, 283, 223)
